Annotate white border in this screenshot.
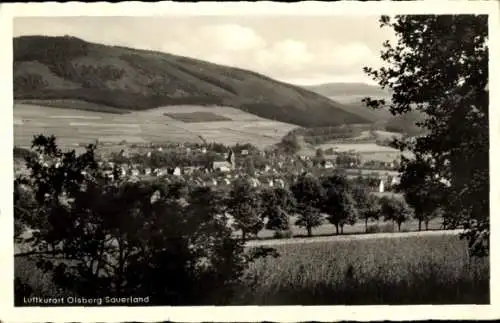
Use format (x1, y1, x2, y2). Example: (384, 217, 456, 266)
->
(1, 1, 499, 322)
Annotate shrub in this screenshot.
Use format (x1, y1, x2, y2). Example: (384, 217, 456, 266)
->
(366, 223, 395, 234)
(273, 230, 293, 239)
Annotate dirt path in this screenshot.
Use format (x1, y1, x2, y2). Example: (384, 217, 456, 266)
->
(246, 229, 463, 247)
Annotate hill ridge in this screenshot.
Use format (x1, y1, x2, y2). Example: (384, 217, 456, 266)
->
(14, 35, 370, 128)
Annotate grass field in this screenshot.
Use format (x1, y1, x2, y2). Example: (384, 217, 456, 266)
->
(234, 233, 489, 305)
(14, 102, 299, 149)
(256, 216, 443, 239)
(16, 231, 487, 305)
(164, 111, 232, 123)
(15, 99, 128, 114)
(313, 141, 412, 163)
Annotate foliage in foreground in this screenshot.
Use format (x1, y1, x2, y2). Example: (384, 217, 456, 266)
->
(236, 235, 489, 305)
(364, 15, 489, 256)
(14, 135, 277, 305)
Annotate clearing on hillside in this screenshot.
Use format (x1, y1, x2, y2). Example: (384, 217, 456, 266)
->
(14, 102, 299, 149)
(164, 111, 232, 123)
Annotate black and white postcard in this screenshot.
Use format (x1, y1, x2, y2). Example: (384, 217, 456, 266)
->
(0, 1, 499, 322)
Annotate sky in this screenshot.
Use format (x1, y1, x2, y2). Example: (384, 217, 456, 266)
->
(13, 16, 397, 86)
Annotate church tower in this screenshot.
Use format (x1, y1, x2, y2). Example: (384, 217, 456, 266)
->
(227, 149, 236, 169)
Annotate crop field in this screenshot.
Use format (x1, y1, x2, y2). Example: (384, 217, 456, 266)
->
(14, 102, 299, 150)
(16, 230, 487, 305)
(164, 111, 232, 123)
(315, 141, 413, 163)
(318, 142, 399, 153)
(235, 233, 489, 305)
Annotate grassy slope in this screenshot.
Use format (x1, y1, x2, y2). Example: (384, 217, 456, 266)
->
(14, 35, 370, 128)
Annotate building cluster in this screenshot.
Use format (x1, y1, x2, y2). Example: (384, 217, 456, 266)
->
(92, 145, 403, 192)
(14, 142, 403, 193)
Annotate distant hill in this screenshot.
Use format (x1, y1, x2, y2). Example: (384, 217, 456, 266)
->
(302, 82, 426, 136)
(13, 35, 371, 128)
(301, 82, 393, 124)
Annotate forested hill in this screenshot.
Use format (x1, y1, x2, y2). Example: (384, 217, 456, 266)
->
(13, 35, 371, 128)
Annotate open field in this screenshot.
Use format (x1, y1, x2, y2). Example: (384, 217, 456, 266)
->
(314, 141, 412, 163)
(235, 233, 489, 305)
(256, 216, 442, 240)
(318, 142, 399, 153)
(14, 102, 299, 149)
(164, 111, 232, 122)
(15, 99, 128, 114)
(16, 230, 487, 305)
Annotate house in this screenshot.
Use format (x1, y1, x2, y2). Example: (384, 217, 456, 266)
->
(212, 149, 235, 172)
(119, 149, 129, 158)
(275, 178, 286, 188)
(213, 161, 232, 172)
(241, 149, 249, 156)
(324, 161, 334, 169)
(248, 177, 260, 188)
(183, 166, 197, 175)
(173, 167, 182, 176)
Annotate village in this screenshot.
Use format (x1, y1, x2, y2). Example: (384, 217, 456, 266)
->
(85, 141, 402, 194)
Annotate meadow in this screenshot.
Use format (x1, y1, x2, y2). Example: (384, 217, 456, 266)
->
(16, 231, 486, 305)
(256, 216, 443, 239)
(164, 111, 232, 122)
(14, 101, 299, 150)
(234, 233, 489, 305)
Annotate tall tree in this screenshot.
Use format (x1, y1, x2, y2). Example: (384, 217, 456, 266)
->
(364, 15, 489, 256)
(227, 179, 264, 241)
(261, 187, 296, 233)
(320, 175, 358, 235)
(358, 193, 381, 233)
(380, 196, 412, 232)
(400, 156, 448, 231)
(290, 173, 324, 237)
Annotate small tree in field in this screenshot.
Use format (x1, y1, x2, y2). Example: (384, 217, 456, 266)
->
(360, 194, 381, 233)
(349, 183, 381, 232)
(399, 156, 448, 231)
(261, 187, 296, 233)
(291, 173, 324, 237)
(320, 175, 358, 235)
(227, 179, 264, 241)
(379, 196, 412, 232)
